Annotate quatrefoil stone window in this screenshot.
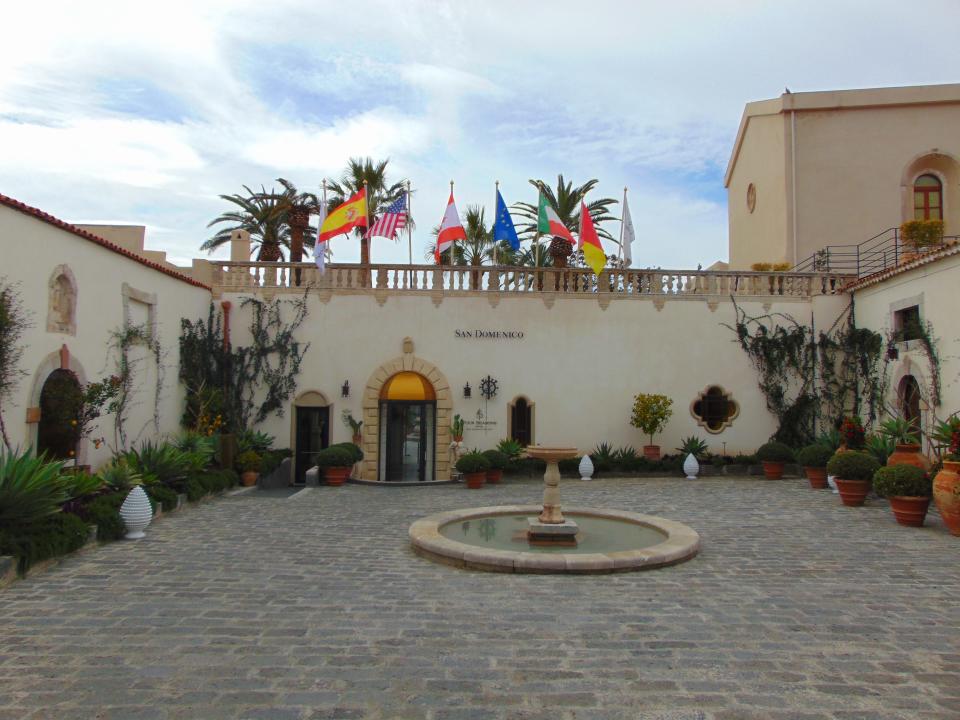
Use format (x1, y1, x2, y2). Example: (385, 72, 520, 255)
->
(690, 385, 739, 434)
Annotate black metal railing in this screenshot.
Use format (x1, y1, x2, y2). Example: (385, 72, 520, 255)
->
(792, 228, 958, 278)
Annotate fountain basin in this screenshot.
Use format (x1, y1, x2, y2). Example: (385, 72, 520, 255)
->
(409, 505, 700, 574)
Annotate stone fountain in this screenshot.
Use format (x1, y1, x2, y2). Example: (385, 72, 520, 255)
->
(524, 446, 581, 546)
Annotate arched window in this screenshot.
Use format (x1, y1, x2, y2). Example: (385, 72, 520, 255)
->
(898, 375, 922, 435)
(914, 174, 943, 221)
(509, 397, 533, 446)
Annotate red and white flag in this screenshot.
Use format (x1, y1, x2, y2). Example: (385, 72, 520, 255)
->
(434, 191, 467, 263)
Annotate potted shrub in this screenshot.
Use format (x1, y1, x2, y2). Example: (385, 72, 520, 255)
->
(878, 417, 930, 471)
(796, 444, 833, 488)
(456, 452, 490, 489)
(900, 219, 944, 262)
(236, 450, 261, 487)
(342, 411, 363, 445)
(630, 393, 673, 461)
(756, 441, 794, 480)
(450, 414, 465, 444)
(873, 464, 932, 527)
(826, 451, 880, 507)
(315, 445, 354, 486)
(932, 425, 960, 535)
(482, 450, 508, 484)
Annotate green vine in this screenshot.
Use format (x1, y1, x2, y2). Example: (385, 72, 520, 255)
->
(0, 279, 31, 452)
(887, 319, 941, 408)
(107, 324, 164, 450)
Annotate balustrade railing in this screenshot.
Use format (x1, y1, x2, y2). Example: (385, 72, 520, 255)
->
(211, 262, 851, 298)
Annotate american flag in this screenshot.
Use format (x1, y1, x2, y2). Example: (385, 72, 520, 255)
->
(366, 193, 407, 240)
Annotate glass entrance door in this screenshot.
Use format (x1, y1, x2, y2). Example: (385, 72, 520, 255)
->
(295, 406, 329, 485)
(382, 401, 435, 481)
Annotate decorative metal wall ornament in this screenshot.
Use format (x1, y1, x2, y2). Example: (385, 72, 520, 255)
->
(479, 375, 498, 400)
(341, 380, 350, 398)
(463, 382, 472, 399)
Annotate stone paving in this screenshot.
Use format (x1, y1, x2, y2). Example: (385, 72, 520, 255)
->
(1, 476, 958, 720)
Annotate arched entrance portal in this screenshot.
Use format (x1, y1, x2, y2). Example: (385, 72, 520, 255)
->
(898, 375, 922, 435)
(379, 372, 436, 482)
(37, 369, 82, 461)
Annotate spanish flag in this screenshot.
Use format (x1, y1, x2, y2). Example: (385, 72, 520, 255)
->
(579, 201, 606, 275)
(319, 188, 367, 241)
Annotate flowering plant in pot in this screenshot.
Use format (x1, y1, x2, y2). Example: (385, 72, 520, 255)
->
(630, 393, 673, 461)
(755, 441, 794, 480)
(481, 449, 508, 484)
(878, 417, 929, 471)
(796, 444, 833, 488)
(826, 451, 880, 507)
(456, 452, 490, 489)
(315, 445, 354, 486)
(839, 416, 866, 451)
(932, 423, 960, 535)
(237, 450, 262, 487)
(873, 464, 932, 527)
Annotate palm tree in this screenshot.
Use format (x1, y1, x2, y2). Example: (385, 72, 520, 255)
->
(512, 175, 618, 268)
(327, 157, 407, 265)
(275, 178, 319, 265)
(424, 206, 500, 266)
(203, 185, 291, 261)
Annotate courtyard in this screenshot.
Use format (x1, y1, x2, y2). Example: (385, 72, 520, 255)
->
(1, 476, 957, 720)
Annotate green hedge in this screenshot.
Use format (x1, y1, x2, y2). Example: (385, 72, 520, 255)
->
(146, 484, 178, 512)
(82, 493, 130, 541)
(0, 513, 90, 575)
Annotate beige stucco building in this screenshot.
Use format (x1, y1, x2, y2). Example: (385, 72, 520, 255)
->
(726, 83, 960, 269)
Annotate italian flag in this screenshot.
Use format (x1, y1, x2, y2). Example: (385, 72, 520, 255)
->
(579, 201, 606, 275)
(435, 191, 467, 263)
(537, 192, 575, 243)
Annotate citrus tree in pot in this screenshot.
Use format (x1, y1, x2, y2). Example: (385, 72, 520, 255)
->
(315, 445, 354, 486)
(796, 443, 833, 488)
(456, 451, 490, 489)
(873, 464, 932, 527)
(756, 441, 794, 480)
(878, 417, 929, 471)
(482, 449, 508, 484)
(826, 451, 880, 507)
(237, 450, 262, 487)
(630, 394, 673, 461)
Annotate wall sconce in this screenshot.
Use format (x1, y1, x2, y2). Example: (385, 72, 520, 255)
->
(341, 380, 350, 398)
(463, 382, 471, 399)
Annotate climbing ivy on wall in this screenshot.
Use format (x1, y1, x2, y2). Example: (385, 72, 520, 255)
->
(0, 279, 30, 452)
(179, 292, 310, 433)
(107, 324, 165, 450)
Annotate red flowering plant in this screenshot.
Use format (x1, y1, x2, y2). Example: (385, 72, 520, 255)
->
(840, 416, 866, 450)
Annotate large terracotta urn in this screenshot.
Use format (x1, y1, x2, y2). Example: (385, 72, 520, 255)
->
(933, 461, 960, 535)
(887, 443, 931, 472)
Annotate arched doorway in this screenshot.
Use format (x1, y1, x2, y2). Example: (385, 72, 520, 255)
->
(508, 396, 534, 446)
(37, 369, 82, 461)
(898, 375, 923, 435)
(293, 391, 330, 485)
(379, 372, 436, 482)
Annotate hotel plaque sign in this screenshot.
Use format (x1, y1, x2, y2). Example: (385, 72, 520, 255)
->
(454, 329, 525, 339)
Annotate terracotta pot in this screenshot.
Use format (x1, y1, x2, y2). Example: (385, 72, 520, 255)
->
(352, 434, 362, 446)
(324, 466, 351, 486)
(464, 472, 486, 489)
(888, 496, 931, 527)
(643, 445, 661, 461)
(241, 471, 258, 487)
(835, 478, 870, 507)
(761, 461, 785, 480)
(805, 466, 828, 489)
(933, 461, 960, 536)
(887, 443, 931, 472)
(486, 469, 502, 484)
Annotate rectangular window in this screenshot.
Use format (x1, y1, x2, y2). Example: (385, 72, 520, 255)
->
(894, 305, 922, 342)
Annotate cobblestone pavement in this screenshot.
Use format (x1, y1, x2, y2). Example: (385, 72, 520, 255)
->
(1, 477, 959, 720)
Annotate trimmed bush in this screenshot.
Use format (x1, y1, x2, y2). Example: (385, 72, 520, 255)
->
(146, 484, 178, 512)
(185, 477, 207, 502)
(455, 452, 490, 474)
(482, 450, 509, 470)
(0, 512, 90, 575)
(756, 442, 795, 463)
(873, 464, 931, 498)
(796, 444, 833, 468)
(330, 442, 363, 464)
(82, 493, 128, 541)
(826, 451, 880, 481)
(315, 446, 355, 468)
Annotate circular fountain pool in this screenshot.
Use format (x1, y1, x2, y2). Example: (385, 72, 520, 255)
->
(410, 505, 700, 574)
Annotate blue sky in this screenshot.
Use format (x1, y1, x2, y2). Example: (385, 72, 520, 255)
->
(2, 0, 959, 267)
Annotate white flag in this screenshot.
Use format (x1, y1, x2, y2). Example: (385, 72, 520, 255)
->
(621, 194, 635, 267)
(314, 185, 328, 274)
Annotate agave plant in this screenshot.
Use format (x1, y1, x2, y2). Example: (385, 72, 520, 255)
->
(613, 446, 639, 464)
(0, 449, 70, 526)
(172, 431, 216, 466)
(865, 434, 896, 466)
(97, 461, 144, 492)
(930, 414, 960, 455)
(877, 417, 920, 445)
(815, 428, 842, 452)
(496, 438, 524, 460)
(676, 436, 709, 458)
(590, 442, 617, 472)
(237, 430, 275, 455)
(119, 441, 193, 489)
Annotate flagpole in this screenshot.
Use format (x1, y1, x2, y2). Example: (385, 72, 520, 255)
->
(322, 179, 330, 266)
(534, 183, 542, 269)
(617, 186, 627, 265)
(493, 180, 499, 267)
(447, 179, 454, 267)
(406, 180, 413, 266)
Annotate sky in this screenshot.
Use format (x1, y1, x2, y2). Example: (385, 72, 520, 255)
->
(2, 0, 959, 268)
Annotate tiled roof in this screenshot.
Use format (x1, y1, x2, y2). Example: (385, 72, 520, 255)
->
(848, 241, 960, 291)
(0, 192, 211, 290)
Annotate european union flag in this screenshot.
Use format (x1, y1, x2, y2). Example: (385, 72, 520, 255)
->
(493, 189, 520, 250)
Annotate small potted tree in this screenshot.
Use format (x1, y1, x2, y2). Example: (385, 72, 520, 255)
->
(796, 444, 833, 488)
(630, 393, 673, 461)
(756, 441, 794, 480)
(450, 414, 465, 443)
(456, 452, 490, 489)
(873, 464, 932, 527)
(826, 451, 880, 507)
(342, 411, 363, 446)
(315, 445, 354, 486)
(482, 449, 508, 484)
(237, 450, 262, 487)
(878, 417, 929, 471)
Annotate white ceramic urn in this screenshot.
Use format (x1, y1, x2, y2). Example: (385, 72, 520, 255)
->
(119, 486, 153, 540)
(683, 453, 700, 480)
(827, 474, 838, 494)
(579, 455, 594, 481)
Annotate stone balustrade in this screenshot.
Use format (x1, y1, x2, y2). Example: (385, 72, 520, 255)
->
(210, 261, 851, 299)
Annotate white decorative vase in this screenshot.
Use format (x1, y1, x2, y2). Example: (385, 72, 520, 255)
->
(579, 455, 594, 481)
(827, 474, 838, 494)
(683, 453, 700, 479)
(119, 486, 153, 540)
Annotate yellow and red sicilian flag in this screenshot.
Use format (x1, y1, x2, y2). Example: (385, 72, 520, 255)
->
(579, 201, 606, 275)
(319, 188, 367, 242)
(434, 191, 467, 263)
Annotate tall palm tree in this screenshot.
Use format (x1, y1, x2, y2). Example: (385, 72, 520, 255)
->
(203, 185, 291, 261)
(424, 206, 497, 266)
(327, 157, 407, 265)
(275, 178, 319, 265)
(512, 175, 618, 268)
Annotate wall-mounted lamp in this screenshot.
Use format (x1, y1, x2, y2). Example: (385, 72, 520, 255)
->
(463, 382, 472, 399)
(341, 380, 350, 398)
